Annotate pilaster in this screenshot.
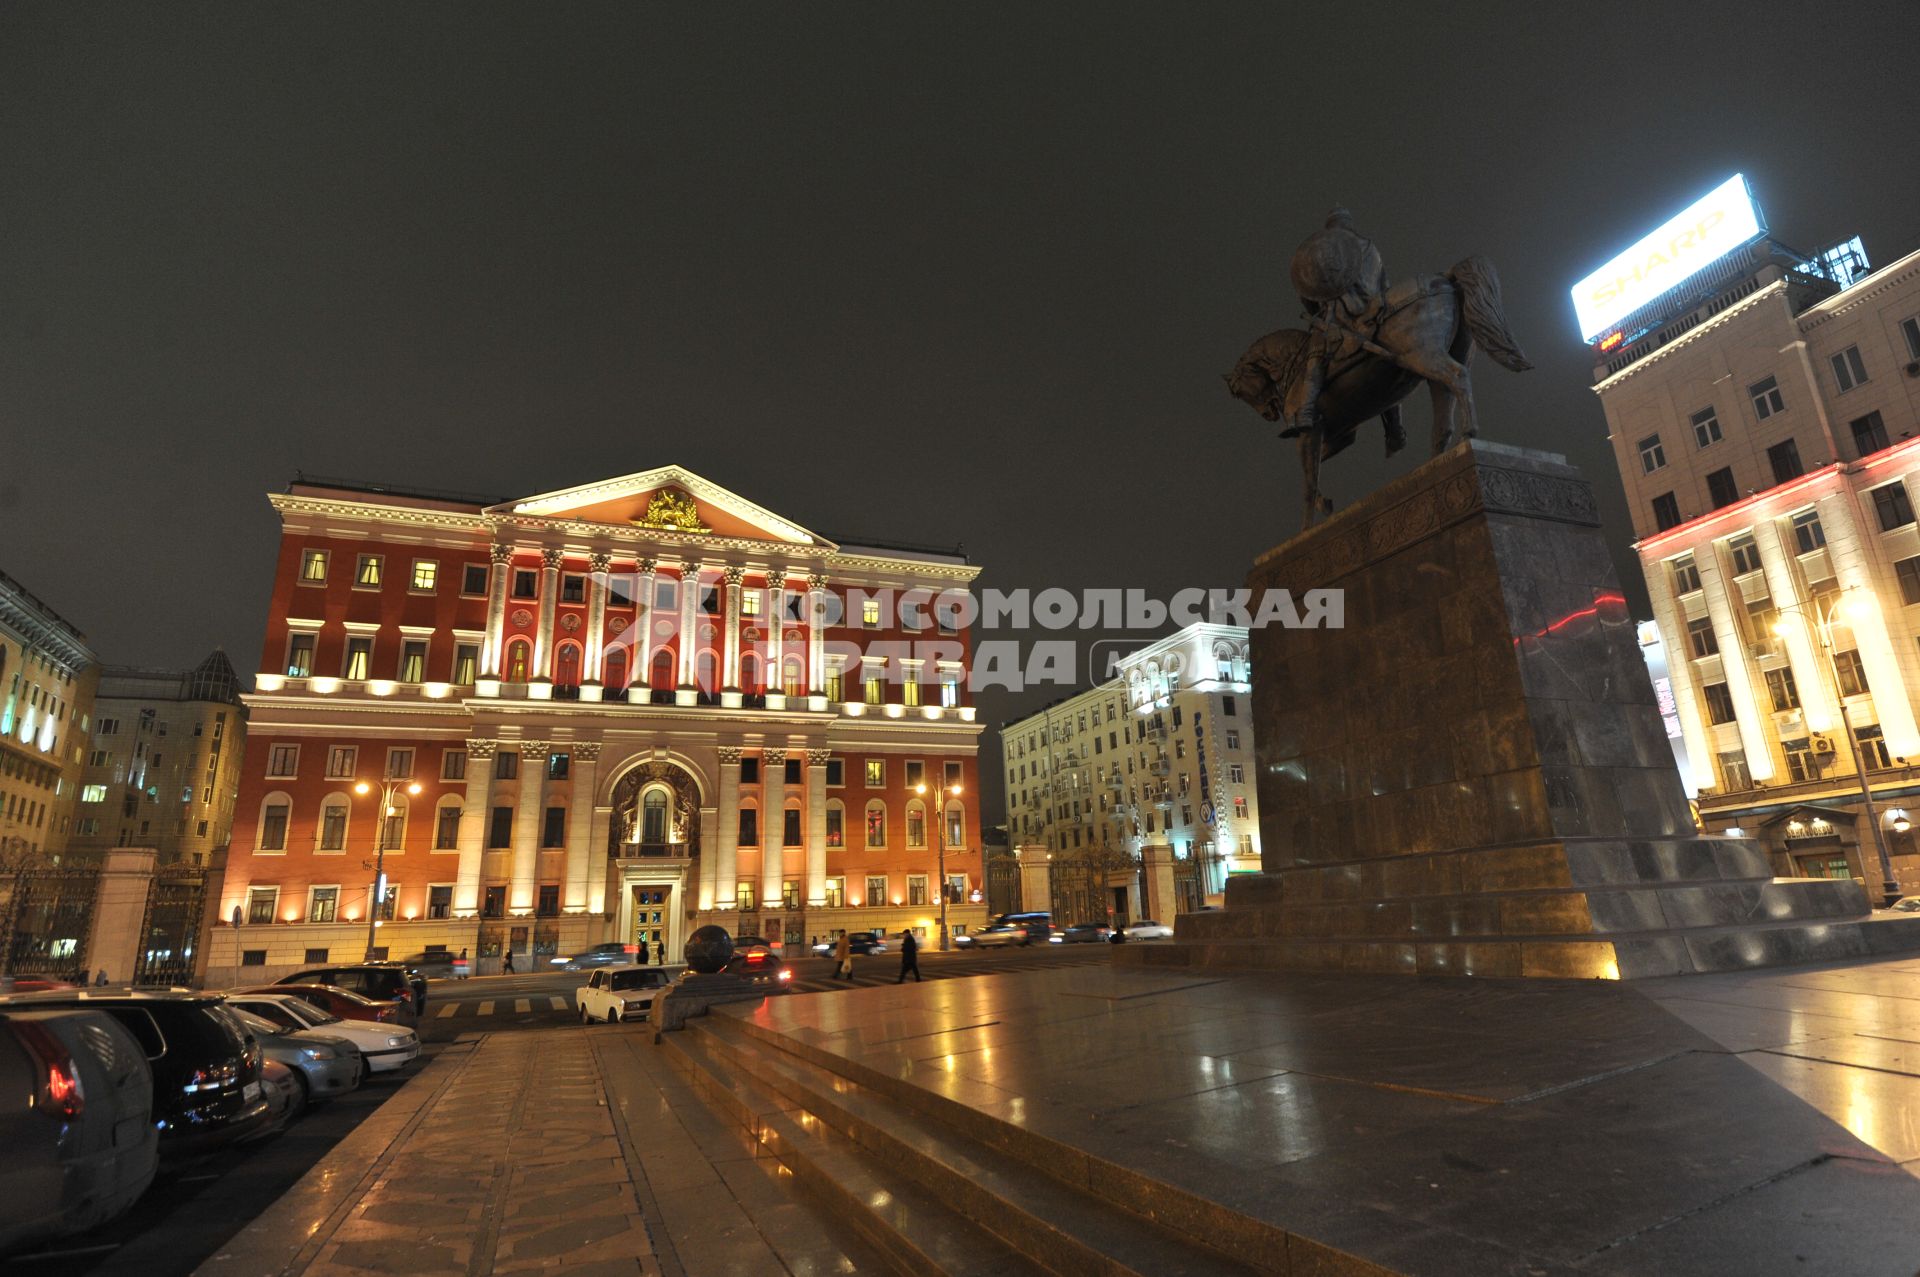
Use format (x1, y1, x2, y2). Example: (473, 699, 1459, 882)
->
(806, 748, 830, 907)
(481, 544, 512, 678)
(564, 743, 601, 912)
(453, 739, 496, 916)
(532, 549, 563, 685)
(1695, 543, 1776, 781)
(761, 747, 786, 907)
(715, 745, 740, 911)
(509, 740, 549, 913)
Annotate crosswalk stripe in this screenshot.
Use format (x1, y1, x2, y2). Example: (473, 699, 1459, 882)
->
(478, 1000, 494, 1015)
(437, 1003, 456, 1018)
(548, 995, 566, 1010)
(514, 998, 531, 1013)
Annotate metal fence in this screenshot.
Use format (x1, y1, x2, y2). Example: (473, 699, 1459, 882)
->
(133, 865, 209, 986)
(0, 863, 101, 981)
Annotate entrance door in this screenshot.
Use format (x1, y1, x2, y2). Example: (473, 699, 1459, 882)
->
(1111, 885, 1131, 926)
(632, 884, 672, 959)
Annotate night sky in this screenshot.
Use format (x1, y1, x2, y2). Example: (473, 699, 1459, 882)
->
(5, 4, 1919, 824)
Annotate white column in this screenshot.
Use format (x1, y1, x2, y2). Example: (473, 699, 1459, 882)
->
(677, 562, 701, 693)
(1695, 545, 1775, 781)
(1643, 559, 1718, 795)
(532, 549, 562, 685)
(634, 558, 658, 692)
(1823, 489, 1920, 758)
(761, 748, 786, 906)
(714, 746, 740, 912)
(722, 566, 744, 697)
(564, 743, 600, 912)
(765, 570, 786, 709)
(480, 544, 512, 677)
(1752, 518, 1834, 733)
(509, 741, 548, 913)
(583, 552, 611, 689)
(807, 573, 830, 699)
(453, 739, 495, 915)
(805, 748, 829, 907)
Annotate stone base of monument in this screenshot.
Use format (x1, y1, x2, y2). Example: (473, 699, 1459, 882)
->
(648, 970, 769, 1040)
(1120, 440, 1920, 980)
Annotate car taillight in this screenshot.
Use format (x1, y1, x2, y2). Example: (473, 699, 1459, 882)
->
(183, 1061, 241, 1094)
(12, 1021, 84, 1120)
(375, 1006, 394, 1022)
(776, 969, 792, 982)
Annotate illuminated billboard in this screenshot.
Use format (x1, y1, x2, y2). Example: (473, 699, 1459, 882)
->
(1571, 174, 1764, 344)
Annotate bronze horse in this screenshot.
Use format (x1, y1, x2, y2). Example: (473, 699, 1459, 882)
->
(1226, 256, 1531, 527)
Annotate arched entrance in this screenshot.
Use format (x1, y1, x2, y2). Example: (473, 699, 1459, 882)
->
(606, 760, 704, 961)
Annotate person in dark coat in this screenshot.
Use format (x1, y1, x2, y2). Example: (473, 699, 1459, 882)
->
(656, 940, 667, 966)
(896, 929, 921, 983)
(503, 949, 515, 975)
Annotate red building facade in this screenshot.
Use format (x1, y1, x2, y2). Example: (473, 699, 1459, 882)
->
(209, 466, 984, 982)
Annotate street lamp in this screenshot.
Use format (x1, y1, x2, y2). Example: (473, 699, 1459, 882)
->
(356, 778, 422, 961)
(1773, 591, 1901, 906)
(917, 780, 963, 950)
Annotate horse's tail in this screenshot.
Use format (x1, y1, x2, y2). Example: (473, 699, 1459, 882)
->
(1449, 255, 1532, 372)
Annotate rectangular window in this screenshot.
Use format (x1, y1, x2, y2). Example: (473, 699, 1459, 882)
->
(1834, 648, 1869, 697)
(906, 806, 926, 848)
(783, 808, 802, 846)
(246, 887, 278, 925)
(783, 757, 801, 786)
(1749, 375, 1785, 420)
(410, 560, 438, 592)
(513, 570, 538, 599)
(548, 752, 570, 780)
(435, 805, 460, 849)
(940, 672, 959, 708)
(741, 590, 762, 616)
(1670, 556, 1701, 595)
(1783, 738, 1817, 783)
(1728, 536, 1762, 576)
(826, 665, 845, 702)
(655, 580, 677, 610)
(495, 752, 518, 780)
(462, 564, 489, 595)
(537, 885, 559, 917)
(1225, 730, 1240, 749)
(1637, 434, 1666, 473)
(1851, 411, 1890, 458)
(428, 885, 452, 919)
(1895, 557, 1920, 606)
(907, 874, 928, 907)
(1766, 439, 1803, 485)
(738, 808, 759, 845)
(862, 598, 882, 627)
(825, 758, 844, 786)
(386, 748, 414, 779)
(865, 874, 888, 906)
(1790, 512, 1825, 555)
(562, 574, 585, 603)
(1718, 750, 1751, 791)
(825, 806, 843, 847)
(286, 634, 315, 677)
(1222, 696, 1237, 717)
(309, 886, 339, 923)
(825, 876, 844, 908)
(1706, 467, 1739, 509)
(399, 640, 427, 683)
(1691, 406, 1722, 448)
(1764, 666, 1800, 713)
(1652, 492, 1681, 531)
(782, 880, 801, 910)
(267, 744, 299, 777)
(1229, 763, 1246, 783)
(319, 803, 347, 850)
(1830, 344, 1868, 392)
(1703, 682, 1736, 724)
(700, 587, 719, 614)
(80, 783, 106, 803)
(863, 671, 884, 705)
(1687, 618, 1719, 660)
(734, 881, 755, 910)
(344, 637, 372, 681)
(946, 808, 964, 847)
(865, 759, 885, 787)
(355, 554, 383, 588)
(483, 885, 505, 918)
(1904, 317, 1920, 362)
(866, 806, 886, 847)
(542, 807, 566, 847)
(442, 749, 467, 781)
(902, 676, 921, 707)
(1857, 724, 1892, 770)
(1874, 483, 1915, 531)
(488, 806, 513, 848)
(905, 760, 925, 790)
(739, 756, 760, 785)
(453, 644, 479, 685)
(326, 745, 357, 778)
(259, 803, 289, 850)
(300, 549, 329, 582)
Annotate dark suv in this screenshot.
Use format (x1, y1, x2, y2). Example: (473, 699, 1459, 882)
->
(274, 964, 425, 1018)
(0, 990, 272, 1156)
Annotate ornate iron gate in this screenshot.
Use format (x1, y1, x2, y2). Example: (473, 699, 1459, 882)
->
(134, 865, 209, 986)
(986, 855, 1022, 915)
(0, 864, 100, 982)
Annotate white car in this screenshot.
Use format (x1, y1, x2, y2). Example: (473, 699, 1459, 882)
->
(578, 966, 677, 1024)
(1122, 919, 1174, 941)
(223, 991, 421, 1074)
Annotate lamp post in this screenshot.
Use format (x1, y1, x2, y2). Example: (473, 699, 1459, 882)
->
(1774, 592, 1901, 906)
(918, 781, 963, 950)
(357, 778, 422, 961)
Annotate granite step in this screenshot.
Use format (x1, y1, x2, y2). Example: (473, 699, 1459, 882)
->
(687, 1013, 1267, 1277)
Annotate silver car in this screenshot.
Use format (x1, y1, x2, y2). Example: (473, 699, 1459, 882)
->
(220, 1007, 362, 1114)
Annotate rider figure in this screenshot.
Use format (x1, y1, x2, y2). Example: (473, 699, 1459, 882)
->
(1291, 206, 1399, 451)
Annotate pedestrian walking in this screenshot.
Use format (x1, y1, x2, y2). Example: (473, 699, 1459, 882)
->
(638, 941, 650, 965)
(503, 949, 516, 975)
(656, 940, 667, 966)
(834, 932, 854, 981)
(896, 929, 921, 983)
(93, 969, 109, 987)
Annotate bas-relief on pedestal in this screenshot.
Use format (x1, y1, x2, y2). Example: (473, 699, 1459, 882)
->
(1132, 440, 1920, 979)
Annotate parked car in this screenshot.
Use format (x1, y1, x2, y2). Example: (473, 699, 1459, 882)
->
(577, 967, 676, 1023)
(273, 965, 422, 1019)
(223, 992, 420, 1075)
(723, 943, 793, 991)
(255, 1058, 301, 1136)
(554, 943, 642, 971)
(0, 1008, 159, 1252)
(1050, 923, 1113, 944)
(0, 990, 272, 1156)
(808, 931, 889, 957)
(220, 1007, 362, 1110)
(244, 983, 403, 1025)
(1120, 920, 1174, 941)
(1888, 897, 1920, 913)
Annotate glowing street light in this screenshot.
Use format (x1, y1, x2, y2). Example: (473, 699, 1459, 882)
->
(356, 777, 423, 960)
(917, 779, 964, 950)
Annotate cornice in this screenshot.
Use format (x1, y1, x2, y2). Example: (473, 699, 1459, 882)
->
(1797, 247, 1920, 330)
(824, 553, 981, 582)
(1590, 279, 1788, 394)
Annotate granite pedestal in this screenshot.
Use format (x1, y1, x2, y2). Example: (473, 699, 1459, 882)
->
(1128, 440, 1920, 980)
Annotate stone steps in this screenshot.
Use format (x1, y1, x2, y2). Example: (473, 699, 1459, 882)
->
(668, 1012, 1303, 1275)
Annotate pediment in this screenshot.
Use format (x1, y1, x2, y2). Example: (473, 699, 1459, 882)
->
(492, 466, 827, 546)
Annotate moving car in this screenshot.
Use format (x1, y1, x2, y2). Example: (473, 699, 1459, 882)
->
(809, 931, 889, 957)
(957, 912, 1053, 947)
(221, 1007, 363, 1110)
(1119, 919, 1174, 941)
(723, 943, 793, 991)
(577, 967, 677, 1023)
(1050, 923, 1113, 944)
(554, 942, 642, 971)
(273, 965, 422, 1020)
(1888, 897, 1920, 913)
(399, 950, 461, 979)
(223, 992, 420, 1075)
(0, 1008, 159, 1252)
(0, 990, 272, 1156)
(244, 983, 403, 1025)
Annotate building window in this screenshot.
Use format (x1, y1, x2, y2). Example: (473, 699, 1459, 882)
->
(1764, 667, 1800, 713)
(1904, 317, 1920, 361)
(865, 759, 884, 787)
(354, 555, 383, 588)
(483, 886, 505, 918)
(547, 752, 570, 781)
(462, 563, 489, 595)
(285, 633, 316, 678)
(1718, 750, 1751, 791)
(344, 637, 372, 681)
(1638, 434, 1666, 473)
(513, 570, 538, 599)
(740, 756, 760, 785)
(1782, 737, 1817, 783)
(1857, 724, 1892, 770)
(825, 805, 843, 847)
(428, 885, 452, 919)
(495, 751, 519, 780)
(246, 887, 278, 925)
(450, 643, 477, 686)
(1851, 411, 1890, 458)
(654, 579, 678, 610)
(539, 806, 564, 847)
(742, 590, 762, 617)
(386, 748, 414, 779)
(905, 760, 925, 790)
(562, 574, 585, 603)
(536, 885, 560, 916)
(825, 876, 844, 908)
(299, 549, 329, 583)
(1830, 345, 1868, 392)
(1229, 763, 1246, 783)
(442, 749, 467, 781)
(865, 804, 886, 848)
(862, 598, 882, 628)
(504, 641, 531, 683)
(1688, 619, 1719, 660)
(1706, 467, 1739, 509)
(1652, 492, 1681, 531)
(1222, 696, 1237, 717)
(1670, 556, 1701, 595)
(399, 640, 427, 684)
(309, 886, 339, 923)
(944, 760, 962, 789)
(946, 807, 964, 847)
(783, 758, 801, 786)
(326, 746, 356, 778)
(488, 805, 513, 848)
(259, 802, 290, 850)
(435, 805, 460, 849)
(1874, 483, 1915, 532)
(906, 806, 926, 849)
(902, 675, 922, 707)
(735, 881, 755, 910)
(1834, 649, 1869, 697)
(1691, 406, 1722, 448)
(826, 758, 844, 787)
(1225, 730, 1240, 749)
(783, 807, 802, 847)
(1728, 536, 1762, 576)
(1749, 376, 1785, 420)
(1766, 439, 1803, 485)
(410, 560, 438, 592)
(783, 658, 805, 699)
(319, 802, 347, 850)
(1791, 512, 1825, 555)
(267, 744, 299, 777)
(863, 670, 884, 705)
(781, 880, 801, 910)
(865, 874, 888, 906)
(826, 665, 845, 702)
(737, 807, 758, 846)
(940, 673, 960, 708)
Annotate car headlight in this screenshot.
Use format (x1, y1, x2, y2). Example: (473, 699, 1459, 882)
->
(387, 1036, 405, 1048)
(301, 1046, 336, 1061)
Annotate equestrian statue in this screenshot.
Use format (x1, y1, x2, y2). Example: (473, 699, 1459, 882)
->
(1225, 207, 1533, 528)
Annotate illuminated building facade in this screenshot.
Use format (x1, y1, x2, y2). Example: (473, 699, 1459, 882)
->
(209, 467, 985, 983)
(0, 568, 97, 862)
(1587, 176, 1920, 890)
